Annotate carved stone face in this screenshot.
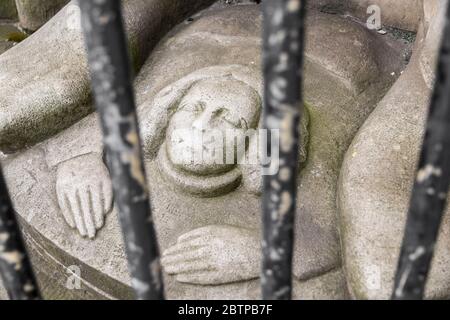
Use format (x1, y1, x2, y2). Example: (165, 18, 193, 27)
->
(166, 78, 261, 175)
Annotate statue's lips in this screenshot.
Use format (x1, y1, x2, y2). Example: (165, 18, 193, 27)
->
(157, 143, 241, 197)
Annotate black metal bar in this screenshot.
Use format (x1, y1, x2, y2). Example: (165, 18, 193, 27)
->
(392, 3, 450, 300)
(0, 167, 41, 300)
(79, 0, 164, 300)
(261, 0, 306, 300)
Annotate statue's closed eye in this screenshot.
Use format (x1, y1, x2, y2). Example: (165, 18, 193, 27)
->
(224, 116, 249, 130)
(214, 107, 239, 128)
(179, 101, 205, 114)
(213, 107, 249, 129)
(213, 107, 229, 119)
(239, 118, 249, 130)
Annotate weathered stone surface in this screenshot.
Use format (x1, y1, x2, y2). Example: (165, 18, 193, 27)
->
(15, 0, 69, 32)
(1, 3, 410, 299)
(0, 0, 216, 154)
(0, 0, 17, 19)
(339, 0, 450, 299)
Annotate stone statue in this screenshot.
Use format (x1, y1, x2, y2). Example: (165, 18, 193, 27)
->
(0, 0, 216, 153)
(0, 0, 434, 299)
(53, 62, 310, 284)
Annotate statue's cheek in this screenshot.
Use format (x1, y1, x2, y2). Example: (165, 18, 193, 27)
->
(166, 132, 196, 167)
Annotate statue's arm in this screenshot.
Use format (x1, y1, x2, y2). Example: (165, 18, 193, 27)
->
(0, 0, 217, 154)
(44, 114, 104, 168)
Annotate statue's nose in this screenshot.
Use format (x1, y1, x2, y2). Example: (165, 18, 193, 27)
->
(192, 110, 214, 130)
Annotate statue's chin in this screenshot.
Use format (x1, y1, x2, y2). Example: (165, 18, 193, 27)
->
(175, 163, 235, 176)
(158, 143, 242, 197)
(166, 143, 236, 176)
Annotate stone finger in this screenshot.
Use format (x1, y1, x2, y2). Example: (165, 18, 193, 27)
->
(101, 181, 113, 214)
(163, 238, 207, 256)
(175, 271, 219, 285)
(90, 185, 104, 229)
(163, 260, 213, 275)
(78, 188, 96, 239)
(67, 191, 87, 237)
(161, 248, 205, 266)
(177, 227, 212, 242)
(57, 190, 75, 228)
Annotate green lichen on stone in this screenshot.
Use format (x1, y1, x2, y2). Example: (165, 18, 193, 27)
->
(0, 23, 27, 42)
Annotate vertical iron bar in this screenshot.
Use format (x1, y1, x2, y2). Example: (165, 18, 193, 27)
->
(261, 0, 306, 300)
(79, 0, 164, 300)
(0, 167, 41, 300)
(392, 3, 450, 300)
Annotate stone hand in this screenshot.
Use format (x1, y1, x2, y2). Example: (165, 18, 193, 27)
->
(162, 225, 260, 285)
(56, 153, 113, 239)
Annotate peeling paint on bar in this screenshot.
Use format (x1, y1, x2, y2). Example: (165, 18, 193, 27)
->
(0, 168, 41, 300)
(261, 0, 306, 300)
(78, 0, 164, 300)
(392, 2, 450, 300)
